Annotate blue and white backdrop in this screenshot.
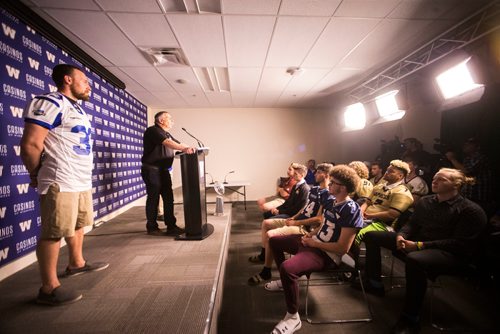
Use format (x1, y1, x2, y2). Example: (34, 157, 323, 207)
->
(0, 8, 147, 268)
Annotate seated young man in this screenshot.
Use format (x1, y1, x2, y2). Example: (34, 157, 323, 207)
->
(349, 160, 374, 205)
(355, 159, 414, 245)
(247, 163, 333, 285)
(262, 164, 310, 219)
(257, 163, 297, 213)
(369, 161, 385, 186)
(267, 165, 364, 334)
(359, 168, 487, 334)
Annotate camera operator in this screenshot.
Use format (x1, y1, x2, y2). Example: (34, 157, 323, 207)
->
(445, 137, 494, 216)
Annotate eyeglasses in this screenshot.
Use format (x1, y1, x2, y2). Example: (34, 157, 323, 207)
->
(329, 180, 344, 187)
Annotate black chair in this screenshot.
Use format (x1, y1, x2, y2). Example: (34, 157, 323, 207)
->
(303, 253, 373, 324)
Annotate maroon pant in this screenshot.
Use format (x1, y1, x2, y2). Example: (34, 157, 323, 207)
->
(269, 234, 335, 314)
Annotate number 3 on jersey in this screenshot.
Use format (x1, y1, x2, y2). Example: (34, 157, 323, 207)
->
(71, 125, 91, 155)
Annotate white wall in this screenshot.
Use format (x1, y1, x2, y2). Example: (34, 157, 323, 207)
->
(149, 103, 442, 201)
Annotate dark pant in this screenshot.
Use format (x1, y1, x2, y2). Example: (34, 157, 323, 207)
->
(141, 165, 176, 231)
(364, 231, 470, 317)
(270, 234, 335, 314)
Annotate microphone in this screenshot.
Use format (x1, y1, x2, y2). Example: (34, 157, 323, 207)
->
(223, 170, 235, 184)
(206, 172, 215, 184)
(182, 127, 204, 148)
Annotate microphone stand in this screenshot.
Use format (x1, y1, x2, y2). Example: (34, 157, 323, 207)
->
(182, 127, 204, 148)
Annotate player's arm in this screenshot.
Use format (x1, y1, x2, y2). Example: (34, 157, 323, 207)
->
(364, 208, 401, 222)
(305, 227, 357, 255)
(294, 204, 324, 226)
(20, 123, 48, 184)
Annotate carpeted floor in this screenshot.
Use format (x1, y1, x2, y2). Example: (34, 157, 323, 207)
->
(218, 202, 500, 334)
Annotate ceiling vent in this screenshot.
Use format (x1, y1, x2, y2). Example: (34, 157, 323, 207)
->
(138, 47, 189, 66)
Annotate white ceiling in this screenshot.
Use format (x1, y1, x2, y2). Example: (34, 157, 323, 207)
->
(22, 0, 493, 109)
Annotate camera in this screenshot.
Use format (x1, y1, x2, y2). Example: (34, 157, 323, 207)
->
(433, 138, 452, 155)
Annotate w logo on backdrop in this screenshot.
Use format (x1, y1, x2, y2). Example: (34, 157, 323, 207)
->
(0, 248, 9, 262)
(28, 57, 40, 70)
(19, 219, 32, 232)
(5, 65, 20, 79)
(45, 50, 56, 63)
(10, 106, 23, 118)
(0, 207, 6, 219)
(13, 145, 21, 156)
(16, 183, 29, 194)
(1, 23, 16, 39)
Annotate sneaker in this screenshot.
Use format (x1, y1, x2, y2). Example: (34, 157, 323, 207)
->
(147, 229, 165, 236)
(36, 286, 82, 306)
(65, 261, 109, 277)
(264, 280, 283, 291)
(166, 225, 185, 235)
(271, 315, 302, 334)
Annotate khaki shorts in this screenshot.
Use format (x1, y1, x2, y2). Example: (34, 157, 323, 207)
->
(266, 219, 307, 237)
(40, 183, 93, 239)
(262, 197, 285, 211)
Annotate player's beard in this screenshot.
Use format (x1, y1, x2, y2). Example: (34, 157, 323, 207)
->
(71, 86, 90, 101)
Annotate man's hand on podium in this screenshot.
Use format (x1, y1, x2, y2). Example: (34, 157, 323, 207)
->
(183, 147, 196, 154)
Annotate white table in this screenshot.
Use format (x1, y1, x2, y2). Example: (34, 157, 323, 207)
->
(206, 181, 250, 210)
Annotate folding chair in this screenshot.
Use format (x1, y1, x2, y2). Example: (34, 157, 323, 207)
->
(303, 253, 373, 324)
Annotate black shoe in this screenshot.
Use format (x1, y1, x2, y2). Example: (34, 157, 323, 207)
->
(391, 317, 421, 334)
(166, 226, 185, 235)
(65, 261, 109, 277)
(351, 278, 385, 297)
(147, 229, 165, 236)
(36, 286, 82, 306)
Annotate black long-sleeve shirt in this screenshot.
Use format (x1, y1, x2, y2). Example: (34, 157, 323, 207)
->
(398, 194, 487, 257)
(277, 180, 310, 217)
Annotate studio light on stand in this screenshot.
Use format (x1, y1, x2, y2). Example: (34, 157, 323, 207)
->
(223, 170, 235, 184)
(213, 181, 225, 216)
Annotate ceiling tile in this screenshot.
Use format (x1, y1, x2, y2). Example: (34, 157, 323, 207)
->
(284, 68, 331, 92)
(221, 0, 281, 15)
(310, 68, 363, 93)
(151, 90, 187, 107)
(334, 0, 401, 18)
(130, 90, 166, 108)
(205, 92, 233, 107)
(30, 0, 100, 10)
(179, 92, 211, 107)
(279, 0, 342, 16)
(254, 92, 279, 107)
(224, 16, 276, 67)
(44, 9, 150, 66)
(228, 68, 262, 92)
(265, 16, 330, 67)
(302, 17, 380, 67)
(109, 13, 179, 47)
(96, 0, 162, 13)
(389, 0, 490, 20)
(120, 67, 174, 91)
(231, 92, 256, 107)
(167, 14, 226, 67)
(339, 19, 436, 71)
(258, 68, 292, 92)
(157, 67, 204, 93)
(107, 66, 146, 91)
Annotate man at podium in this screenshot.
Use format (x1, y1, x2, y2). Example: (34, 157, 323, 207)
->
(141, 111, 195, 236)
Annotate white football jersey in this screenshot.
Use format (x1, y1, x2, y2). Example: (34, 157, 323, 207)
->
(24, 92, 93, 194)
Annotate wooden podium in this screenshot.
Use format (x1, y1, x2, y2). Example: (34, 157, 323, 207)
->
(175, 147, 214, 240)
